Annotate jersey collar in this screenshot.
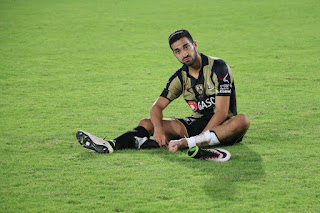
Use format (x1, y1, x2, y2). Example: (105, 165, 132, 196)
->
(182, 53, 208, 76)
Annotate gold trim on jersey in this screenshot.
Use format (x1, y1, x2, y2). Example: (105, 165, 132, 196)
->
(167, 76, 182, 101)
(175, 119, 190, 138)
(181, 71, 195, 100)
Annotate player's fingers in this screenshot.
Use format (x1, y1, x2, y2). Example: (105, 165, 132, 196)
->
(164, 136, 169, 146)
(154, 135, 163, 145)
(160, 136, 167, 147)
(156, 139, 163, 147)
(159, 139, 166, 147)
(165, 137, 169, 144)
(155, 137, 164, 147)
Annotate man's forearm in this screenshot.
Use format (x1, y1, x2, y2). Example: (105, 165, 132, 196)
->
(150, 104, 164, 131)
(202, 110, 228, 133)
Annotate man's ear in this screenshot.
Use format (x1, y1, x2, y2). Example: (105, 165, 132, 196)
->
(193, 41, 198, 49)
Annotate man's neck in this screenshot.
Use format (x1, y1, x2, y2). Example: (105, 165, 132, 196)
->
(188, 53, 202, 79)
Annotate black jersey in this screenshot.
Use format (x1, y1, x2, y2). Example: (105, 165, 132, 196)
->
(160, 53, 237, 118)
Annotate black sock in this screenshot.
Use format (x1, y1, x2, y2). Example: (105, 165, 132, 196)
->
(139, 139, 160, 149)
(113, 126, 150, 150)
(133, 126, 150, 138)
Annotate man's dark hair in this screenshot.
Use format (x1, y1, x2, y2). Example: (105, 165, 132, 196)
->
(168, 29, 194, 49)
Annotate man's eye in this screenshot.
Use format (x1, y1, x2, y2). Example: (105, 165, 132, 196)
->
(175, 50, 180, 54)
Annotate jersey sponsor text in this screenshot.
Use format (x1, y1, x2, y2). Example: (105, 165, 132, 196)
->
(188, 96, 215, 112)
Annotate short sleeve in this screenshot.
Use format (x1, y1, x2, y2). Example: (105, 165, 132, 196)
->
(160, 72, 183, 101)
(214, 60, 233, 96)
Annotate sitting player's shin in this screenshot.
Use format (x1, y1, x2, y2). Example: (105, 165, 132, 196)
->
(186, 130, 220, 148)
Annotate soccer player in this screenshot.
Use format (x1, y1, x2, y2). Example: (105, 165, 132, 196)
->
(76, 29, 250, 161)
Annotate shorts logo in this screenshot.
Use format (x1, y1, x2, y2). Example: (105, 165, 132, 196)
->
(182, 117, 196, 125)
(195, 84, 203, 94)
(188, 101, 198, 112)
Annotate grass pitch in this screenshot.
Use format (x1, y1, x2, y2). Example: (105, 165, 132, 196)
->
(1, 0, 319, 212)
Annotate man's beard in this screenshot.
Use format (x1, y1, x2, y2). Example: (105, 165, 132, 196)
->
(182, 50, 198, 66)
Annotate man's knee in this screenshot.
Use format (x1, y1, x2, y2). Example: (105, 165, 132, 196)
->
(231, 114, 250, 133)
(238, 114, 250, 131)
(138, 118, 154, 133)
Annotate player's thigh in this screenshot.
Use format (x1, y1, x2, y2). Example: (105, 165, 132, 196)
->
(162, 119, 188, 140)
(222, 114, 249, 127)
(219, 114, 250, 136)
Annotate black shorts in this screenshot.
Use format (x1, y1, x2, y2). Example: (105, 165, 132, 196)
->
(176, 115, 243, 144)
(176, 114, 214, 137)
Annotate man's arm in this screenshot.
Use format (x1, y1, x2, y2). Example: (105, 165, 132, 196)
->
(202, 96, 230, 132)
(150, 96, 171, 146)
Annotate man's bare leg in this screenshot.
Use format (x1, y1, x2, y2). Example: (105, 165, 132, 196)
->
(138, 118, 188, 145)
(169, 114, 250, 152)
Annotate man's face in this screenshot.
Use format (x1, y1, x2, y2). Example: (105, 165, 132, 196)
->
(171, 37, 198, 66)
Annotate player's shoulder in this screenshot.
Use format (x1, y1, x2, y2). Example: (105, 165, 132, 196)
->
(206, 55, 227, 66)
(172, 66, 183, 77)
(206, 55, 228, 75)
(166, 66, 185, 86)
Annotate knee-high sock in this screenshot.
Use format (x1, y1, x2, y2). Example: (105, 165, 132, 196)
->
(113, 126, 150, 150)
(136, 137, 160, 149)
(186, 130, 220, 148)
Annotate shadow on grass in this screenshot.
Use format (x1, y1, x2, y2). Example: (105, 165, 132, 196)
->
(204, 144, 264, 201)
(73, 140, 264, 202)
(158, 143, 264, 201)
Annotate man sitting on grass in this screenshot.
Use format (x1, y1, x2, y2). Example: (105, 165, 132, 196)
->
(76, 29, 250, 162)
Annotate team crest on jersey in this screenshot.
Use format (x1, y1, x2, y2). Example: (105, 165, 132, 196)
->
(195, 84, 203, 94)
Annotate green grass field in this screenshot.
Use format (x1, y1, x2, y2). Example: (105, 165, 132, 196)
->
(1, 0, 319, 212)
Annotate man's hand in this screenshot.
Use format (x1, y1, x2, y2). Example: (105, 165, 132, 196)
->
(153, 128, 168, 147)
(150, 97, 170, 147)
(168, 138, 188, 152)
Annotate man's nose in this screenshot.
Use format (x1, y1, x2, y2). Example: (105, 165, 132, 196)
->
(181, 49, 188, 57)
